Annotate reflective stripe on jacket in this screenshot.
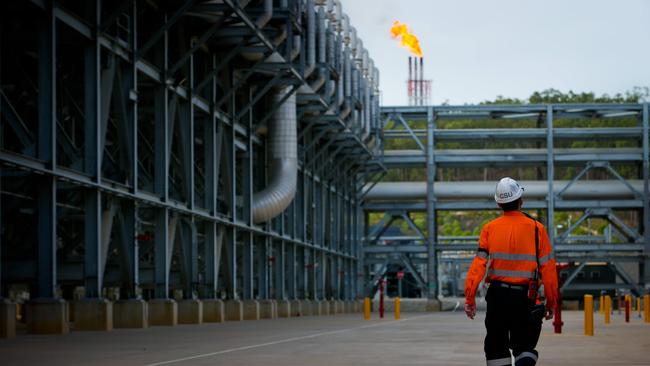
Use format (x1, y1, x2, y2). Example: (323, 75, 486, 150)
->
(464, 210, 558, 308)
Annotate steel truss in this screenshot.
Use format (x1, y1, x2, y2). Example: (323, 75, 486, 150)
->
(0, 0, 384, 305)
(364, 104, 650, 297)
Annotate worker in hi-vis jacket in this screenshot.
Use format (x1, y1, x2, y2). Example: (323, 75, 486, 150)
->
(464, 177, 558, 366)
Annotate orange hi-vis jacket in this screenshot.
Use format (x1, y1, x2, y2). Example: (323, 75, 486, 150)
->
(464, 211, 558, 308)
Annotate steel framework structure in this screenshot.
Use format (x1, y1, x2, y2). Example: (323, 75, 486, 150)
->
(364, 104, 650, 298)
(0, 0, 384, 306)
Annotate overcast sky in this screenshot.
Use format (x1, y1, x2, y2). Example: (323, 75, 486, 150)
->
(343, 0, 650, 106)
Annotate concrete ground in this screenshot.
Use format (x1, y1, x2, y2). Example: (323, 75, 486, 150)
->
(0, 310, 648, 365)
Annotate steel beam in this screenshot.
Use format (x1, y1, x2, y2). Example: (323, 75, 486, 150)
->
(426, 107, 437, 299)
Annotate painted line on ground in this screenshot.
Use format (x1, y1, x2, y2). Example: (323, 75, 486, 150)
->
(143, 314, 431, 366)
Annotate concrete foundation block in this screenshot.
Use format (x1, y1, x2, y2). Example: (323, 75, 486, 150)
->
(74, 298, 113, 331)
(178, 299, 203, 324)
(0, 299, 16, 338)
(334, 300, 342, 314)
(301, 300, 313, 316)
(242, 300, 260, 321)
(338, 300, 346, 314)
(224, 300, 243, 321)
(344, 301, 352, 313)
(203, 299, 225, 323)
(27, 298, 70, 334)
(289, 300, 302, 316)
(258, 300, 277, 319)
(425, 299, 442, 312)
(148, 299, 178, 326)
(330, 300, 339, 315)
(276, 300, 291, 318)
(311, 300, 329, 315)
(327, 300, 337, 315)
(354, 300, 362, 313)
(114, 299, 148, 328)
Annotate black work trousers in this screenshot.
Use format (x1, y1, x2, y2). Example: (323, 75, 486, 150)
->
(484, 284, 542, 366)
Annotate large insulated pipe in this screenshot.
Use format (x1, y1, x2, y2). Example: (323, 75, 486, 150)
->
(255, 0, 273, 28)
(364, 180, 645, 201)
(309, 6, 327, 92)
(252, 87, 297, 223)
(304, 0, 316, 77)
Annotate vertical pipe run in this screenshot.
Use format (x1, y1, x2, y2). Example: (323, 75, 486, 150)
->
(413, 58, 418, 104)
(408, 56, 412, 103)
(419, 57, 423, 105)
(584, 295, 593, 336)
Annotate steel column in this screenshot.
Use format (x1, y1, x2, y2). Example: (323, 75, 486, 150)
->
(426, 107, 438, 299)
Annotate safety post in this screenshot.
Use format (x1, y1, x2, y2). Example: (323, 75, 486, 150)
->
(625, 297, 630, 323)
(637, 297, 642, 318)
(394, 297, 401, 320)
(554, 264, 567, 334)
(584, 295, 594, 336)
(604, 295, 611, 325)
(643, 295, 650, 323)
(625, 294, 632, 311)
(599, 295, 604, 314)
(379, 278, 385, 319)
(553, 301, 563, 334)
(363, 297, 371, 320)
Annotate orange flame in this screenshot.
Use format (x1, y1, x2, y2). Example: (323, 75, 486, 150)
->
(390, 21, 423, 57)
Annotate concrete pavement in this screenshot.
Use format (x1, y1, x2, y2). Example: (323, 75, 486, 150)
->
(0, 311, 647, 365)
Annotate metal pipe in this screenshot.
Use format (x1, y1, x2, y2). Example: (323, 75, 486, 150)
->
(308, 5, 326, 92)
(255, 0, 273, 29)
(304, 0, 316, 77)
(291, 35, 301, 60)
(420, 57, 424, 105)
(364, 180, 646, 201)
(252, 87, 297, 223)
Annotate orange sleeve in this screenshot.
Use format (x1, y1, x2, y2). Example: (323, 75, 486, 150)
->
(538, 224, 558, 309)
(465, 224, 489, 306)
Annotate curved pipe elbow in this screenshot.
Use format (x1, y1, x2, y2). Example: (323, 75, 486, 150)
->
(252, 87, 298, 223)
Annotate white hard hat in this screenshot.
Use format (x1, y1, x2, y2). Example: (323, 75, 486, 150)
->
(494, 177, 524, 204)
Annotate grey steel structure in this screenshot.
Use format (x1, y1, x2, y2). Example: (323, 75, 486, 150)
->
(0, 0, 384, 305)
(365, 104, 650, 298)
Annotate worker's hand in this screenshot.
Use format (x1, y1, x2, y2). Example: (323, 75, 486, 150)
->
(544, 306, 554, 320)
(465, 302, 476, 319)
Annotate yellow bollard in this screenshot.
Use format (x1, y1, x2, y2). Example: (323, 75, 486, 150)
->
(584, 295, 594, 336)
(364, 297, 371, 320)
(599, 295, 604, 314)
(394, 297, 401, 320)
(638, 297, 642, 318)
(604, 295, 611, 324)
(643, 295, 650, 323)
